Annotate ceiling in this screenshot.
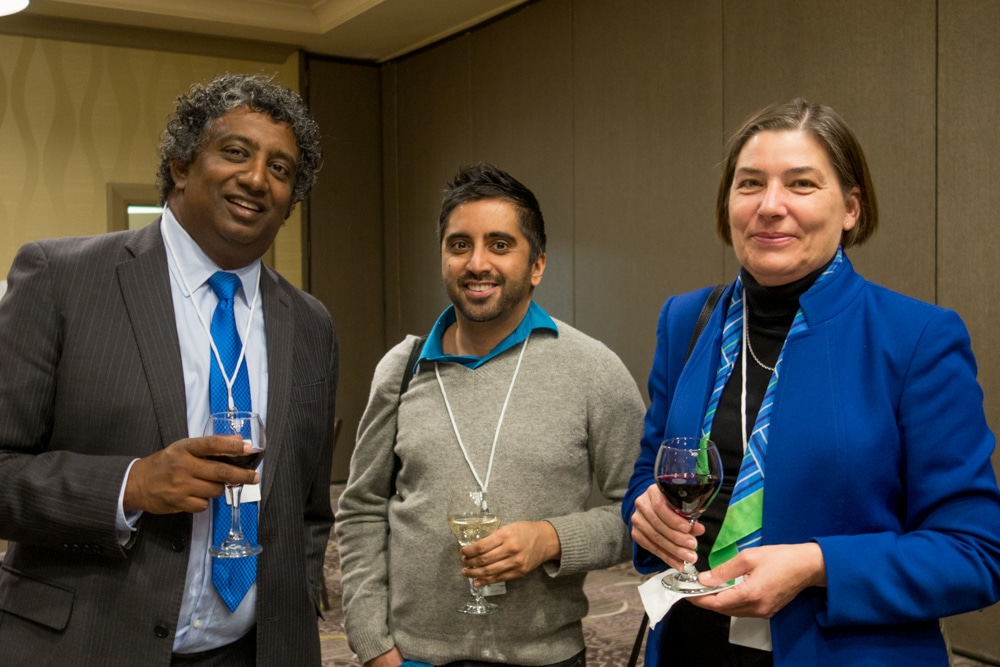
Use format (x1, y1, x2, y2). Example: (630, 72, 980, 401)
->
(2, 0, 532, 62)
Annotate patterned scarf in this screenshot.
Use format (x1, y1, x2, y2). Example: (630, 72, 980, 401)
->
(706, 249, 843, 566)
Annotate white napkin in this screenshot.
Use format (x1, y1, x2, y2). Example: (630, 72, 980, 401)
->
(637, 570, 771, 651)
(637, 569, 734, 628)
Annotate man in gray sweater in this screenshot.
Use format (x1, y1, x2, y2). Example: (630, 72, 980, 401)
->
(335, 163, 645, 667)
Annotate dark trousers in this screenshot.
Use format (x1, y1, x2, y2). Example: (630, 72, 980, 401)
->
(170, 627, 256, 667)
(439, 648, 585, 667)
(661, 602, 772, 667)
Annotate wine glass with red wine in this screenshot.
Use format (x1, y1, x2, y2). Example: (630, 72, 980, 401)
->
(655, 436, 725, 593)
(205, 411, 266, 558)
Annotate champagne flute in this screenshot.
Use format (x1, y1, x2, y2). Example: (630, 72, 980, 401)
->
(655, 437, 726, 593)
(446, 487, 502, 615)
(205, 411, 265, 558)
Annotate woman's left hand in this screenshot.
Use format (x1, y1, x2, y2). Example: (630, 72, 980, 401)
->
(687, 543, 827, 618)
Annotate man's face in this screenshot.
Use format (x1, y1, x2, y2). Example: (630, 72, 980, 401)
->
(441, 198, 545, 328)
(169, 107, 299, 270)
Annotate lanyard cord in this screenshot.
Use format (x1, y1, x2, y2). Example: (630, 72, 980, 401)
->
(435, 335, 530, 493)
(163, 222, 260, 412)
(740, 298, 751, 457)
(740, 298, 767, 475)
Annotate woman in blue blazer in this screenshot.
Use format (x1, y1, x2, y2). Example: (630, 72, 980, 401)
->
(624, 99, 1000, 666)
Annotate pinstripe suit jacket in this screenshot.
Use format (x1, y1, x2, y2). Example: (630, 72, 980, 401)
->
(0, 221, 338, 666)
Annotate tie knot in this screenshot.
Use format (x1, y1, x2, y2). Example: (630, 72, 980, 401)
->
(208, 271, 242, 301)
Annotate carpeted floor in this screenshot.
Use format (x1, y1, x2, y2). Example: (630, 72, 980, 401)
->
(317, 485, 992, 667)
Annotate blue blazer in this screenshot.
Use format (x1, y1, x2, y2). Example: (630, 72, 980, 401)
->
(623, 256, 1000, 666)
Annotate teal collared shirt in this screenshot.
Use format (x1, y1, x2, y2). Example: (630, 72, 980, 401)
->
(417, 301, 558, 370)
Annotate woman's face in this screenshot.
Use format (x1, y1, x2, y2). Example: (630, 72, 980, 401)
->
(728, 129, 860, 286)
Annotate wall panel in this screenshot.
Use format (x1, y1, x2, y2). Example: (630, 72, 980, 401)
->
(306, 59, 384, 480)
(384, 1, 574, 343)
(573, 0, 725, 388)
(722, 0, 937, 301)
(0, 34, 302, 282)
(938, 1, 1000, 661)
(389, 36, 475, 339)
(471, 0, 575, 322)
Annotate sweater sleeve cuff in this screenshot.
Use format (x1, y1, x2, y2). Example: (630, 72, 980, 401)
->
(543, 515, 591, 577)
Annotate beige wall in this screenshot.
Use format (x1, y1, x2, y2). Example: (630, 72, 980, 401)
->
(308, 0, 1000, 661)
(0, 34, 304, 285)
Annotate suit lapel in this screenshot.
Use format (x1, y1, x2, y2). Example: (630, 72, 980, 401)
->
(117, 221, 189, 448)
(261, 265, 292, 504)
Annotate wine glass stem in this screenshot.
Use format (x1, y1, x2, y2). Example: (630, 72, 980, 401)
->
(677, 518, 699, 582)
(228, 484, 245, 540)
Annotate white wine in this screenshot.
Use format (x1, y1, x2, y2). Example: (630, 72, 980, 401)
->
(447, 514, 501, 546)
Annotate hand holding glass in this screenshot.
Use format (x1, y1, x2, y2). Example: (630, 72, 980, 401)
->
(205, 411, 265, 558)
(446, 488, 501, 615)
(655, 437, 725, 593)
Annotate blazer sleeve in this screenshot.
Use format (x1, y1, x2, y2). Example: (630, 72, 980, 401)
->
(622, 287, 722, 574)
(0, 242, 135, 556)
(817, 307, 1000, 625)
(300, 297, 340, 610)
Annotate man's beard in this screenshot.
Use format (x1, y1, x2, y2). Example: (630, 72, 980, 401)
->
(447, 270, 533, 323)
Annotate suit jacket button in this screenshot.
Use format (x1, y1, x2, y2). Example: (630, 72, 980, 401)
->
(171, 538, 186, 552)
(154, 624, 170, 638)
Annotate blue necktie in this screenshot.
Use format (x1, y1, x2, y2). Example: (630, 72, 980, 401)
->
(208, 271, 258, 612)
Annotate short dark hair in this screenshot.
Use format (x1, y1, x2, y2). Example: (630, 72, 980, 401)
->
(156, 72, 322, 207)
(716, 98, 878, 248)
(439, 163, 546, 263)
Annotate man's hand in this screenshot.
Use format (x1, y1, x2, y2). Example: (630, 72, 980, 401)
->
(630, 482, 704, 571)
(364, 647, 403, 667)
(123, 436, 259, 514)
(689, 543, 827, 618)
(460, 520, 561, 586)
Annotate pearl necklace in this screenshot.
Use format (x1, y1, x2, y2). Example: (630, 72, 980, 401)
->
(742, 299, 775, 373)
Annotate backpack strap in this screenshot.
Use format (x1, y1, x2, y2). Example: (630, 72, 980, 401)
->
(684, 284, 725, 362)
(399, 335, 428, 395)
(391, 335, 428, 496)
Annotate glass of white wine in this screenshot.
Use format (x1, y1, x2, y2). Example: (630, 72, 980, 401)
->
(446, 487, 501, 615)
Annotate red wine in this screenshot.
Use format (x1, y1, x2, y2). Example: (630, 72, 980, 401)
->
(656, 473, 720, 519)
(206, 450, 264, 470)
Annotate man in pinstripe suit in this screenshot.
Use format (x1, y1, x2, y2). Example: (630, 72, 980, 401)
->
(0, 73, 338, 666)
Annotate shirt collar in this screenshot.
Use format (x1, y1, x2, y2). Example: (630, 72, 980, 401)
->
(418, 300, 558, 370)
(161, 205, 260, 304)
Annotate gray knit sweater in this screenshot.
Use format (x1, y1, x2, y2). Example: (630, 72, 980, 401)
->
(335, 319, 645, 665)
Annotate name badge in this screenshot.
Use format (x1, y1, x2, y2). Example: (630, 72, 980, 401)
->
(226, 483, 261, 505)
(480, 582, 506, 597)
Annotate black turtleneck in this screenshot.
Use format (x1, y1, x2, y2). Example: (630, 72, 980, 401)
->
(701, 261, 829, 564)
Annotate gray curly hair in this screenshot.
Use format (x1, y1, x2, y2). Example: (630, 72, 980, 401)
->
(156, 72, 322, 207)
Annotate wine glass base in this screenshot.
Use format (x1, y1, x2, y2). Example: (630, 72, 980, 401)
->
(457, 599, 499, 615)
(210, 541, 262, 559)
(661, 571, 729, 595)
